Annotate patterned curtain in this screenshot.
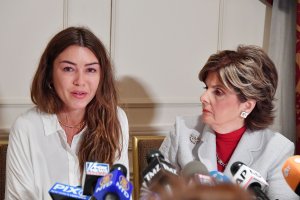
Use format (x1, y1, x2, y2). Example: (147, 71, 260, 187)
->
(296, 0, 300, 154)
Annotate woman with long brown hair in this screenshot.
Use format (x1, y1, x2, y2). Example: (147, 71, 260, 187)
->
(5, 26, 128, 200)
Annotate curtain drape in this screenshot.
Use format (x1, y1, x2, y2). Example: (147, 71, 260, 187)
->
(268, 0, 297, 146)
(296, 0, 300, 154)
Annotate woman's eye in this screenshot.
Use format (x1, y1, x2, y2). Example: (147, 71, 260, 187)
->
(63, 66, 74, 72)
(87, 68, 97, 73)
(214, 89, 224, 96)
(203, 86, 208, 90)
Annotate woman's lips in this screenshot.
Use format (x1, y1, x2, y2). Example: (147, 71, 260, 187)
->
(203, 109, 211, 113)
(71, 91, 87, 99)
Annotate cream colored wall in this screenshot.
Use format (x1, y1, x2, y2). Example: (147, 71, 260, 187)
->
(0, 0, 269, 180)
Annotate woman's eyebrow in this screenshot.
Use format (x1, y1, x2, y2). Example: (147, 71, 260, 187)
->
(85, 62, 100, 67)
(59, 60, 76, 65)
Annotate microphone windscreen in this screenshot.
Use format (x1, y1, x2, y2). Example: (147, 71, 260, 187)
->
(92, 167, 133, 200)
(230, 161, 244, 175)
(146, 149, 164, 164)
(209, 171, 231, 183)
(181, 160, 209, 178)
(282, 155, 300, 195)
(181, 160, 215, 186)
(110, 163, 127, 177)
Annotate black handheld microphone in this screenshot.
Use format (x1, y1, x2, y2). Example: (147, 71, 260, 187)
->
(142, 150, 178, 185)
(230, 161, 270, 200)
(141, 150, 179, 198)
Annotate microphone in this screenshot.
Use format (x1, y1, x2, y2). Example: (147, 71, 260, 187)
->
(92, 163, 133, 200)
(141, 150, 180, 198)
(142, 150, 178, 185)
(181, 160, 215, 186)
(209, 171, 231, 184)
(282, 155, 300, 195)
(81, 162, 110, 195)
(230, 161, 270, 200)
(49, 183, 91, 200)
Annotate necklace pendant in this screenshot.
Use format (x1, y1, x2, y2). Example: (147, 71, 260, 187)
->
(216, 154, 227, 168)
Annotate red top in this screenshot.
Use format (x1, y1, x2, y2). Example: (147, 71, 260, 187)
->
(215, 126, 246, 172)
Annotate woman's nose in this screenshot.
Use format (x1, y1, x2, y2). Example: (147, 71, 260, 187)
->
(73, 71, 85, 86)
(200, 91, 208, 105)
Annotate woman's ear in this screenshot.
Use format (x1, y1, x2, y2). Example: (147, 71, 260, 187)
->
(244, 99, 256, 113)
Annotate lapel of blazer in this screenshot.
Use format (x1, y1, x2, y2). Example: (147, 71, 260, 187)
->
(197, 127, 264, 177)
(223, 129, 264, 176)
(197, 125, 218, 171)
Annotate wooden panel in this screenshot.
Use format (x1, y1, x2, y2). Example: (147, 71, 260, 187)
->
(0, 143, 8, 200)
(132, 135, 165, 200)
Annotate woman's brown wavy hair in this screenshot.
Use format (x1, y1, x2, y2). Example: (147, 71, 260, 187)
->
(31, 26, 122, 173)
(199, 45, 278, 131)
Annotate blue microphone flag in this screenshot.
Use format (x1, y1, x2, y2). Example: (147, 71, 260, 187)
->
(93, 169, 133, 200)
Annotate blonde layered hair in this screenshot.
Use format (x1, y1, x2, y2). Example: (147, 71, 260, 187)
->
(199, 45, 278, 130)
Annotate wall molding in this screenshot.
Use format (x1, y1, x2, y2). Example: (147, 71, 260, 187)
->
(109, 0, 117, 59)
(63, 0, 69, 28)
(0, 97, 201, 108)
(0, 98, 33, 106)
(217, 0, 224, 51)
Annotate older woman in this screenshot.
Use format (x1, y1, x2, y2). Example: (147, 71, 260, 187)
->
(158, 45, 298, 200)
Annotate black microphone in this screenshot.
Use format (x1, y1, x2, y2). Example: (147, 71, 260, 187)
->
(230, 161, 270, 200)
(141, 150, 179, 198)
(92, 163, 133, 200)
(81, 162, 110, 195)
(181, 160, 215, 186)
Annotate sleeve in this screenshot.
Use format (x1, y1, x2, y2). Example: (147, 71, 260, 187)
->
(265, 139, 299, 200)
(5, 116, 39, 200)
(114, 107, 129, 179)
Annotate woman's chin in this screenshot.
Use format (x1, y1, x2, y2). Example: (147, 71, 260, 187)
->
(201, 115, 213, 124)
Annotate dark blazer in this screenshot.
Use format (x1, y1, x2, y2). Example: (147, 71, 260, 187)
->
(159, 115, 299, 200)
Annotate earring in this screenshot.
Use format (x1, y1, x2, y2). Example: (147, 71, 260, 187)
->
(48, 83, 53, 90)
(240, 111, 248, 119)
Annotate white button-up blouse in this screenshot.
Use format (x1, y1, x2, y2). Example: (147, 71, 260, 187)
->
(5, 106, 129, 200)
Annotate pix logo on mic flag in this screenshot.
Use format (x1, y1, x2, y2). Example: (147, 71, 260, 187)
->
(49, 183, 91, 200)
